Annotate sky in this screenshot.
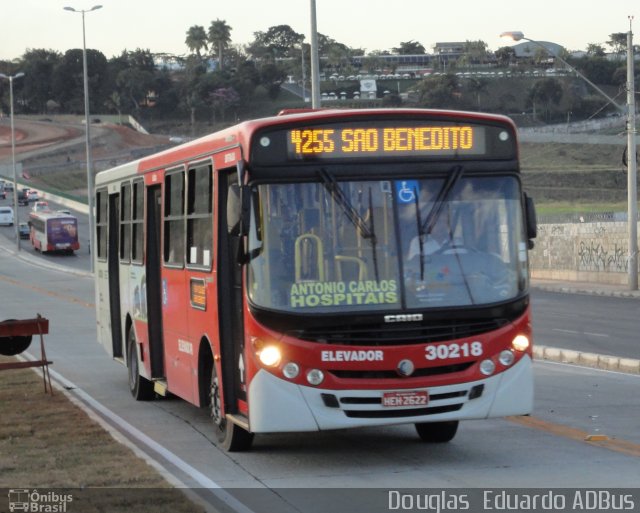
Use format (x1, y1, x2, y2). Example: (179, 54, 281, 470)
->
(1, 0, 638, 61)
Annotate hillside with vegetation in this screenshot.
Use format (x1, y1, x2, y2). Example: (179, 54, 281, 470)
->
(1, 23, 637, 215)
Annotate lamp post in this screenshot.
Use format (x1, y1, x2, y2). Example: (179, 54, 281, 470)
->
(0, 72, 25, 251)
(309, 0, 321, 108)
(64, 4, 102, 273)
(501, 30, 638, 290)
(625, 18, 637, 290)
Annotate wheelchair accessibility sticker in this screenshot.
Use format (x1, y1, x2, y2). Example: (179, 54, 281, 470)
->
(396, 180, 419, 204)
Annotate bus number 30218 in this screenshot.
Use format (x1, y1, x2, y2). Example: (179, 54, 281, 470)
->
(425, 342, 483, 360)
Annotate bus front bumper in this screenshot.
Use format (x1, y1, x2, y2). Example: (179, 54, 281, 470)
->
(247, 355, 533, 433)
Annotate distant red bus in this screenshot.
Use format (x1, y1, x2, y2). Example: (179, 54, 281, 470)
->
(29, 211, 79, 253)
(94, 108, 537, 451)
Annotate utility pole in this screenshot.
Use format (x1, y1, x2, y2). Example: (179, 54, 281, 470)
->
(309, 0, 321, 108)
(627, 16, 638, 290)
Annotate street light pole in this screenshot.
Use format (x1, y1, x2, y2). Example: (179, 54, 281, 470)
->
(626, 19, 637, 290)
(309, 0, 321, 108)
(64, 4, 102, 273)
(0, 72, 25, 251)
(501, 29, 638, 290)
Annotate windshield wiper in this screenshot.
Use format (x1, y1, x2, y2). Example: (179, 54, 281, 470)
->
(416, 165, 464, 280)
(318, 169, 379, 281)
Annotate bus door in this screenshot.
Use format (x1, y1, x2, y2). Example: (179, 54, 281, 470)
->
(107, 193, 123, 358)
(146, 185, 165, 378)
(217, 168, 247, 417)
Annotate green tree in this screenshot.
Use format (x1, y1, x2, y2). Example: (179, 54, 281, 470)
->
(52, 48, 109, 113)
(185, 25, 208, 57)
(495, 46, 515, 67)
(393, 41, 426, 55)
(208, 19, 232, 70)
(528, 78, 563, 121)
(116, 68, 154, 113)
(607, 33, 627, 58)
(465, 77, 488, 109)
(464, 40, 488, 64)
(106, 49, 164, 117)
(586, 43, 606, 57)
(415, 74, 461, 109)
(247, 25, 304, 62)
(21, 49, 62, 113)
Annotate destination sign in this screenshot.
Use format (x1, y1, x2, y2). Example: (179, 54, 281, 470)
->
(287, 124, 486, 159)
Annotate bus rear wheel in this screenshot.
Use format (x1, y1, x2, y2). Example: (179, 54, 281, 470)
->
(209, 364, 253, 452)
(127, 331, 154, 401)
(415, 421, 459, 443)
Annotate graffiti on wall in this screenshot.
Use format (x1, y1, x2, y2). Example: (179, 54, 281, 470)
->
(531, 222, 632, 275)
(577, 240, 628, 272)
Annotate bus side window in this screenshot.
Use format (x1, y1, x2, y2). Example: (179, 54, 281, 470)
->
(96, 189, 108, 260)
(186, 164, 213, 269)
(164, 170, 185, 267)
(120, 182, 132, 263)
(131, 180, 144, 264)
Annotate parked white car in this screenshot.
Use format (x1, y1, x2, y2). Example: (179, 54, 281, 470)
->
(0, 206, 15, 226)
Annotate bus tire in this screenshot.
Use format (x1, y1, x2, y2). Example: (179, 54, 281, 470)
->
(209, 363, 254, 452)
(127, 331, 154, 401)
(415, 421, 458, 443)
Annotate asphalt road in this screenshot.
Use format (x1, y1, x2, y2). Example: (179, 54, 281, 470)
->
(531, 289, 640, 360)
(0, 194, 91, 273)
(1, 234, 639, 513)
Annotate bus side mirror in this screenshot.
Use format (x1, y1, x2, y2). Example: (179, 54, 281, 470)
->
(227, 184, 250, 236)
(227, 184, 241, 235)
(524, 193, 537, 249)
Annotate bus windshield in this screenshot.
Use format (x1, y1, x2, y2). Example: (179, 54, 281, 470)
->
(247, 174, 528, 313)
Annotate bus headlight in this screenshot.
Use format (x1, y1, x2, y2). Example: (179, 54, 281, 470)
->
(282, 362, 300, 379)
(258, 346, 281, 367)
(499, 350, 515, 366)
(306, 369, 324, 386)
(512, 335, 530, 352)
(479, 359, 496, 376)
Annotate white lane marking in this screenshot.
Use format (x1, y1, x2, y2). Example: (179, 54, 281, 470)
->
(552, 328, 609, 338)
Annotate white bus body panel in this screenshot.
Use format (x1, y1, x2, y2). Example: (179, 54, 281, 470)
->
(247, 355, 533, 433)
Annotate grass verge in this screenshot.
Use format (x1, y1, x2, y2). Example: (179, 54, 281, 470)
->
(0, 356, 203, 512)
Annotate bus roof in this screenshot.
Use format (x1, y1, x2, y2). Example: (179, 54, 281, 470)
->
(29, 211, 77, 221)
(95, 108, 517, 186)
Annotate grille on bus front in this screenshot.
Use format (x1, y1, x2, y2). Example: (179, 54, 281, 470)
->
(320, 384, 485, 419)
(328, 362, 474, 379)
(286, 318, 508, 346)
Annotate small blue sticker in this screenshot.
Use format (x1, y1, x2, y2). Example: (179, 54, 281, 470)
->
(396, 180, 419, 204)
(162, 279, 168, 306)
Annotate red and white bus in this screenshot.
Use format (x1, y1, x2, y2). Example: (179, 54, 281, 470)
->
(29, 211, 80, 253)
(94, 108, 537, 451)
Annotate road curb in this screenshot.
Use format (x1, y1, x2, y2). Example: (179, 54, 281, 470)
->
(534, 345, 640, 374)
(532, 283, 640, 300)
(0, 242, 92, 278)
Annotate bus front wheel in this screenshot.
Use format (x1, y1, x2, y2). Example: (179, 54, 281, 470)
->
(209, 364, 254, 452)
(127, 331, 154, 401)
(415, 421, 459, 443)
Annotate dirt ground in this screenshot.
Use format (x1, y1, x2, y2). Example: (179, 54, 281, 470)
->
(0, 355, 204, 511)
(0, 117, 171, 163)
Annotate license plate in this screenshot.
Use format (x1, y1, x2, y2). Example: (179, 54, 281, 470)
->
(56, 243, 70, 249)
(382, 390, 428, 407)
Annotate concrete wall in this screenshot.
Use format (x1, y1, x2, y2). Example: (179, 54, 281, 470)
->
(530, 221, 639, 285)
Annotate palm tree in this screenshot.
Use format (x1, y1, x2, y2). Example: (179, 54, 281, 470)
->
(185, 25, 208, 57)
(466, 77, 488, 110)
(208, 19, 232, 70)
